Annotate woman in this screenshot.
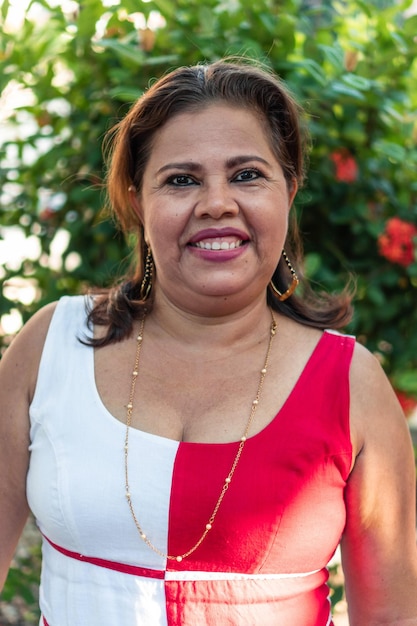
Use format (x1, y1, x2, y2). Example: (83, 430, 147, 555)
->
(1, 59, 417, 625)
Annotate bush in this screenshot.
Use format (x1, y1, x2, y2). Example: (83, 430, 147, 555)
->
(1, 1, 416, 403)
(1, 0, 417, 394)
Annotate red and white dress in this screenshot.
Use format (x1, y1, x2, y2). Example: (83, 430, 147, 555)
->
(27, 296, 354, 625)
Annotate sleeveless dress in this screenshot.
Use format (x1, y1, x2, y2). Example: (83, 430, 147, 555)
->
(27, 295, 354, 625)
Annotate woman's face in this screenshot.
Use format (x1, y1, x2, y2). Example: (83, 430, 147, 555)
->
(134, 103, 297, 315)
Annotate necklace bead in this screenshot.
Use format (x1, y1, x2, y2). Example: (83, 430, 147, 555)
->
(124, 310, 277, 562)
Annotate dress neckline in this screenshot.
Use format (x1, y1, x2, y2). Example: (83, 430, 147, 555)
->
(90, 326, 334, 448)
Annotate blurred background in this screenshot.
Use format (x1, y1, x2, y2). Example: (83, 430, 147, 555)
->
(0, 0, 416, 623)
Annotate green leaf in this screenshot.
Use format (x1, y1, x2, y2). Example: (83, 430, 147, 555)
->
(318, 44, 344, 70)
(148, 0, 178, 20)
(304, 252, 322, 278)
(393, 371, 417, 395)
(373, 140, 407, 162)
(95, 38, 145, 65)
(403, 14, 417, 37)
(330, 81, 366, 101)
(1, 0, 10, 22)
(141, 54, 179, 66)
(341, 73, 372, 91)
(381, 103, 404, 123)
(295, 59, 327, 86)
(108, 87, 144, 101)
(407, 263, 417, 277)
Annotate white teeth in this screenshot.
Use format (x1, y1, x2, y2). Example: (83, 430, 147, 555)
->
(195, 240, 243, 250)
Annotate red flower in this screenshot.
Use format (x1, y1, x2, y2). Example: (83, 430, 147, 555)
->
(39, 208, 56, 221)
(378, 217, 417, 267)
(330, 149, 358, 183)
(395, 390, 417, 418)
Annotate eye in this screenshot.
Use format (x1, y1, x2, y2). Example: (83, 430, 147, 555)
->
(233, 168, 263, 182)
(166, 174, 198, 187)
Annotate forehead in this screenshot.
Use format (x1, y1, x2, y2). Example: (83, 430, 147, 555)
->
(146, 104, 275, 164)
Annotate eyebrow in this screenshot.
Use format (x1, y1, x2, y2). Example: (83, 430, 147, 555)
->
(156, 155, 271, 175)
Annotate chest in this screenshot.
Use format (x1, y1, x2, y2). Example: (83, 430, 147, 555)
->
(29, 376, 350, 575)
(94, 339, 288, 443)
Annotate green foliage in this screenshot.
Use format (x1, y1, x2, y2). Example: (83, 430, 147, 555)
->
(1, 531, 41, 624)
(328, 562, 346, 609)
(1, 1, 416, 617)
(0, 2, 416, 368)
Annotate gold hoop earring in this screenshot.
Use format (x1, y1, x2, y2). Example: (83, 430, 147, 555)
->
(140, 245, 154, 301)
(269, 250, 299, 302)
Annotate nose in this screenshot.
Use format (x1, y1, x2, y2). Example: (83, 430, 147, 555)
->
(194, 179, 239, 219)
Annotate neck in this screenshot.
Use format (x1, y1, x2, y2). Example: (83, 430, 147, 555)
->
(146, 291, 274, 350)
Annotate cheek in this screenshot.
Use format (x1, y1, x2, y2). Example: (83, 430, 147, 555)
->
(146, 215, 185, 261)
(147, 198, 188, 229)
(257, 206, 288, 239)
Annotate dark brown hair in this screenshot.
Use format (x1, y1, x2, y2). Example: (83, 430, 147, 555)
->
(87, 58, 353, 345)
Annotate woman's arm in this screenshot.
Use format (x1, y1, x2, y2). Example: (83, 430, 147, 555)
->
(341, 342, 417, 625)
(0, 303, 56, 590)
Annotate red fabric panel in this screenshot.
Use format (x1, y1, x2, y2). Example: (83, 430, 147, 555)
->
(165, 332, 353, 623)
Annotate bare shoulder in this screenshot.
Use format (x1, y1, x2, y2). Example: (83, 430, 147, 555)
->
(6, 301, 57, 344)
(350, 339, 390, 389)
(0, 301, 58, 400)
(349, 340, 407, 451)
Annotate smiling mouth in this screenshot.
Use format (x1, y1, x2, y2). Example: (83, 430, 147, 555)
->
(190, 238, 246, 251)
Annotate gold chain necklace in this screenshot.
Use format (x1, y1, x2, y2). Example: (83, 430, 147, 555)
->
(124, 311, 277, 562)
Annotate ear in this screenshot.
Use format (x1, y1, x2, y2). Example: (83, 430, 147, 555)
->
(128, 185, 143, 221)
(287, 177, 298, 209)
